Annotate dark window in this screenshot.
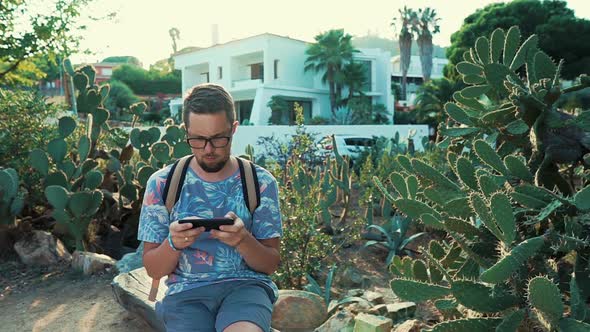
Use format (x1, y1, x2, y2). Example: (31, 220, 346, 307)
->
(234, 100, 254, 124)
(218, 66, 222, 79)
(343, 137, 375, 147)
(274, 60, 279, 79)
(251, 63, 264, 81)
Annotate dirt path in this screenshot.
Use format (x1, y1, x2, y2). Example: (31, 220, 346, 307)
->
(0, 260, 153, 332)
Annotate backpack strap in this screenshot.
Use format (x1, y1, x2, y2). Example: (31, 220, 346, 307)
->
(148, 154, 193, 302)
(236, 157, 260, 215)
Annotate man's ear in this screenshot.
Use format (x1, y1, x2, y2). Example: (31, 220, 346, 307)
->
(231, 121, 239, 134)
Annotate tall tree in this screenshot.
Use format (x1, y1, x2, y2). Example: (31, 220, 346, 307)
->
(415, 7, 440, 82)
(445, 0, 590, 80)
(0, 0, 93, 84)
(304, 29, 357, 117)
(413, 77, 463, 125)
(391, 6, 417, 100)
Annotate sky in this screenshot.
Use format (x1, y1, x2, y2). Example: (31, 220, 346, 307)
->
(72, 0, 590, 68)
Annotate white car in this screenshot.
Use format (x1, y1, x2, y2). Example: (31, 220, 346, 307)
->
(316, 134, 376, 160)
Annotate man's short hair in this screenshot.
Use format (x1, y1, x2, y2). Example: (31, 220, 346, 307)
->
(183, 83, 236, 128)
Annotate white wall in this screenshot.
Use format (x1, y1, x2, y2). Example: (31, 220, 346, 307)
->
(231, 124, 429, 156)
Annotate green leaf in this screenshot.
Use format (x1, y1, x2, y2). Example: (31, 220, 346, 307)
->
(456, 62, 483, 76)
(480, 236, 545, 284)
(528, 276, 564, 326)
(533, 51, 556, 82)
(461, 85, 491, 98)
(389, 172, 408, 198)
(173, 142, 192, 159)
(45, 171, 69, 189)
(510, 34, 538, 71)
(456, 157, 478, 190)
(29, 149, 49, 176)
(559, 318, 590, 331)
(45, 185, 69, 210)
(440, 127, 480, 138)
(503, 26, 521, 67)
(78, 135, 90, 161)
(445, 103, 474, 126)
(505, 119, 529, 135)
(47, 138, 68, 162)
(84, 170, 103, 190)
(475, 37, 491, 64)
(504, 155, 533, 182)
(490, 193, 516, 244)
(574, 186, 590, 210)
(451, 280, 518, 313)
(490, 28, 505, 63)
(390, 279, 450, 302)
(474, 140, 509, 176)
(58, 116, 77, 138)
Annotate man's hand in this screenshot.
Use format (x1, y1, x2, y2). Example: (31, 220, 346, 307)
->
(169, 219, 205, 250)
(209, 212, 249, 247)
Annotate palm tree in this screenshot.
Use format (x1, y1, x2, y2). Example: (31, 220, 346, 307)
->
(415, 8, 441, 82)
(391, 6, 417, 100)
(339, 61, 367, 104)
(413, 77, 463, 125)
(304, 29, 357, 118)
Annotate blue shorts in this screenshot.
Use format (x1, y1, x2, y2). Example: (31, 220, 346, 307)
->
(155, 280, 274, 332)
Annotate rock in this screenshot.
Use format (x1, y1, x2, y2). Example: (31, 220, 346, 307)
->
(369, 302, 416, 321)
(347, 299, 373, 314)
(271, 290, 327, 331)
(116, 243, 144, 273)
(314, 309, 355, 332)
(362, 290, 385, 305)
(346, 289, 364, 297)
(353, 313, 393, 332)
(338, 266, 365, 288)
(13, 230, 72, 266)
(393, 319, 422, 332)
(72, 250, 117, 275)
(112, 267, 168, 332)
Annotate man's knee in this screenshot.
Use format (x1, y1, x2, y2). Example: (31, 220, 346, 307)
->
(223, 321, 263, 332)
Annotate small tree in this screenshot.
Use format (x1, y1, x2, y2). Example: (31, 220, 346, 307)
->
(267, 95, 288, 125)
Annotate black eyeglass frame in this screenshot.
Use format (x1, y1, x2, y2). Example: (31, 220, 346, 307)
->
(186, 131, 233, 149)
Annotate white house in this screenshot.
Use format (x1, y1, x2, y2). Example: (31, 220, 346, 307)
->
(170, 33, 393, 125)
(391, 55, 448, 106)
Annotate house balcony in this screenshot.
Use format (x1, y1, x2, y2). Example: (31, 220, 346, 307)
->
(232, 78, 263, 90)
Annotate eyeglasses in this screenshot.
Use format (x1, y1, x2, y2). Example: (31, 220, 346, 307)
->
(186, 135, 231, 149)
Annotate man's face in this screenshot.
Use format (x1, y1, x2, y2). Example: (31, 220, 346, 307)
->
(186, 112, 237, 173)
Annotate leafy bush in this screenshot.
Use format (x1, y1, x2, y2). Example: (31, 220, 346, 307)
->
(104, 80, 139, 113)
(111, 64, 180, 95)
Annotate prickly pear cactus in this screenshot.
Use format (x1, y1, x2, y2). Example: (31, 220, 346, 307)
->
(0, 168, 25, 225)
(376, 26, 590, 331)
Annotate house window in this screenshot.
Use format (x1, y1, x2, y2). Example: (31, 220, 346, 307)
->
(102, 68, 112, 76)
(274, 60, 279, 79)
(218, 66, 222, 79)
(235, 100, 254, 124)
(201, 72, 209, 83)
(361, 60, 372, 92)
(250, 63, 263, 81)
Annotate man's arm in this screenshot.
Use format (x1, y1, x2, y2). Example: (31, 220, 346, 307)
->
(143, 222, 206, 279)
(236, 236, 280, 275)
(143, 241, 182, 279)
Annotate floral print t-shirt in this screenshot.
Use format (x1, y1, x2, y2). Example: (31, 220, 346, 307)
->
(137, 158, 282, 300)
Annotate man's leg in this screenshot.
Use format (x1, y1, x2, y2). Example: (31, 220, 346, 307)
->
(157, 288, 216, 332)
(215, 281, 273, 332)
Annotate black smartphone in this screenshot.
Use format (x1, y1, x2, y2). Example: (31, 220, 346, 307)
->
(178, 218, 234, 231)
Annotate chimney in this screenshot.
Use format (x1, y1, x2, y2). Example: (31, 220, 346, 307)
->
(212, 24, 219, 45)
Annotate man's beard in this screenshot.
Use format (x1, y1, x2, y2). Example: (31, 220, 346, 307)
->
(197, 154, 230, 173)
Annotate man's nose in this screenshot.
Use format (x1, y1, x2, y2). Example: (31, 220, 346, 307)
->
(203, 140, 216, 153)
